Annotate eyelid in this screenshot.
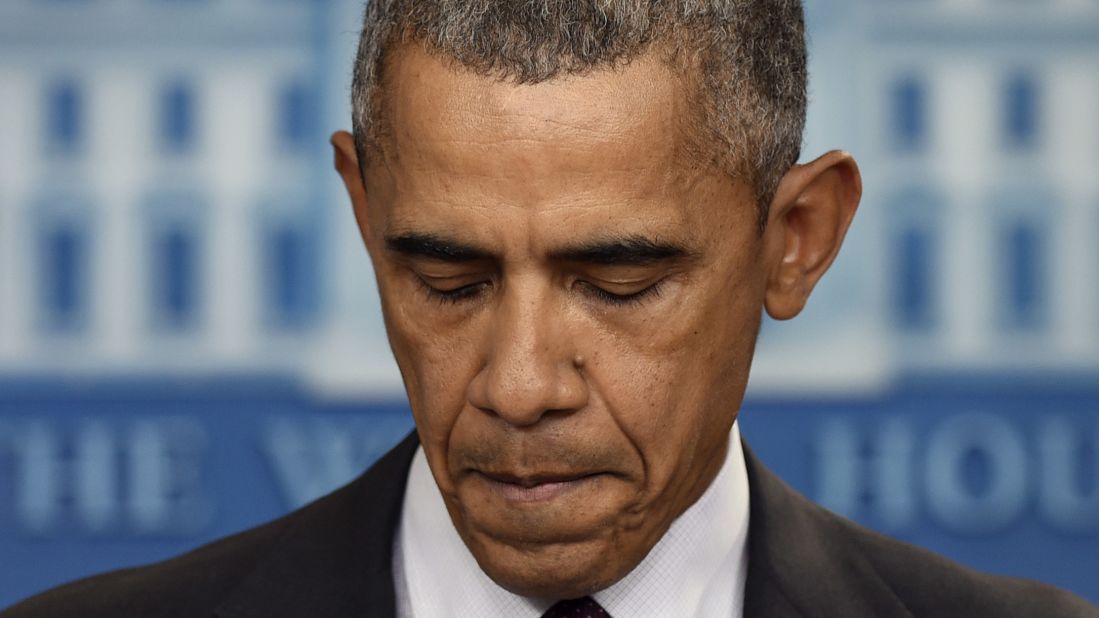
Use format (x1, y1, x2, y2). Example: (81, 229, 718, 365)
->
(414, 272, 492, 305)
(581, 262, 664, 275)
(410, 260, 490, 277)
(417, 279, 489, 304)
(408, 256, 496, 282)
(417, 272, 483, 287)
(581, 266, 668, 290)
(586, 275, 660, 287)
(579, 278, 667, 307)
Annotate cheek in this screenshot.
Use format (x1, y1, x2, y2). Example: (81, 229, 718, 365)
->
(585, 270, 763, 487)
(590, 336, 722, 459)
(377, 280, 484, 456)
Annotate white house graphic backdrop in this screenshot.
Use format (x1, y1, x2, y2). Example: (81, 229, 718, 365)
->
(0, 0, 1096, 607)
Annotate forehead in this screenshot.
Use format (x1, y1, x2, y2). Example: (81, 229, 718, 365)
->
(367, 44, 754, 251)
(379, 44, 694, 182)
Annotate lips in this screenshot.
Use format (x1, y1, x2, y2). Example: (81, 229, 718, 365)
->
(480, 470, 598, 487)
(474, 470, 604, 503)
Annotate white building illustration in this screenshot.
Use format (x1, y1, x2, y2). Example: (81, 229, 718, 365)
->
(0, 0, 1096, 398)
(0, 0, 400, 393)
(859, 1, 1099, 372)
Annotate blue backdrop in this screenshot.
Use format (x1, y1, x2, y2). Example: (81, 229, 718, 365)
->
(2, 376, 1096, 606)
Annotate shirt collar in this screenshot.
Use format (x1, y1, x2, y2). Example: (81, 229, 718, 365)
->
(395, 422, 750, 618)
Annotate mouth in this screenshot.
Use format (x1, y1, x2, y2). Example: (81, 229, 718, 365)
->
(474, 470, 605, 504)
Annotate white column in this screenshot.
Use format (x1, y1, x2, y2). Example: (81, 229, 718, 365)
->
(1046, 63, 1099, 360)
(934, 62, 996, 362)
(202, 65, 268, 366)
(0, 69, 35, 366)
(92, 68, 148, 367)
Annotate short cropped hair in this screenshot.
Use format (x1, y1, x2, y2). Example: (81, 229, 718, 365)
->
(351, 0, 807, 227)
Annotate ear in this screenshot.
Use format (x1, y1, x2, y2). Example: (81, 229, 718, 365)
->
(331, 130, 371, 240)
(761, 150, 862, 320)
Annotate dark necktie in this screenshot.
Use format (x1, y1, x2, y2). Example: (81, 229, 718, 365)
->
(540, 596, 611, 618)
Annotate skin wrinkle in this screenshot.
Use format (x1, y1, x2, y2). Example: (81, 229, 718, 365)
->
(332, 39, 860, 599)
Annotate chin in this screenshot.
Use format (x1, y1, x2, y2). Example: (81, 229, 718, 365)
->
(484, 562, 621, 600)
(472, 536, 630, 599)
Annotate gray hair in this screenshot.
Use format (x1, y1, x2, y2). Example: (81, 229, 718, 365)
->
(351, 0, 807, 227)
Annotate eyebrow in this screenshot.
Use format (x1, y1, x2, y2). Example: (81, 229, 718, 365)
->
(384, 231, 692, 266)
(549, 235, 691, 265)
(385, 233, 492, 262)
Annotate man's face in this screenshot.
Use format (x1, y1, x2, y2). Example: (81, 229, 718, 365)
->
(358, 47, 770, 598)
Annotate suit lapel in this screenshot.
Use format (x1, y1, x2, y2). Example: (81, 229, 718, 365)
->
(214, 431, 420, 618)
(741, 443, 913, 618)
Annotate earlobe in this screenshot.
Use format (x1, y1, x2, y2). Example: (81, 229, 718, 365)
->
(763, 150, 862, 321)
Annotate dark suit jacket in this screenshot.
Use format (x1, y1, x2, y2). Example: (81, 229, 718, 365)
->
(3, 432, 1096, 617)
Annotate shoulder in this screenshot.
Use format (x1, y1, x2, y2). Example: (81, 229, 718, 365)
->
(838, 518, 1097, 617)
(742, 444, 1098, 618)
(1, 513, 289, 617)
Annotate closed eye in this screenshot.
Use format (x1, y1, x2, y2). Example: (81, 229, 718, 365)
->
(580, 279, 666, 306)
(416, 275, 668, 306)
(417, 277, 490, 304)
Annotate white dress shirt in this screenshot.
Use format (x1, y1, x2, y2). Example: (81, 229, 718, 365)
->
(394, 422, 750, 618)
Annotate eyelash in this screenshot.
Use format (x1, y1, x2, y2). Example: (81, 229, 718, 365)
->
(418, 279, 489, 305)
(580, 280, 666, 307)
(416, 278, 666, 307)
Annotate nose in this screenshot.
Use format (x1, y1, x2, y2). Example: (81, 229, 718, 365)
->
(466, 282, 589, 427)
